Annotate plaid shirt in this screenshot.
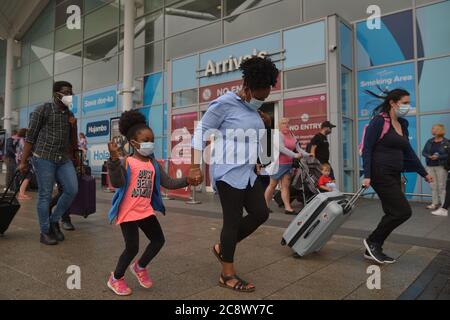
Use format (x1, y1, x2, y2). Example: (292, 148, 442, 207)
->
(26, 102, 76, 162)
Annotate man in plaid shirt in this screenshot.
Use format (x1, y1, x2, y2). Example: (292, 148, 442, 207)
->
(18, 81, 79, 245)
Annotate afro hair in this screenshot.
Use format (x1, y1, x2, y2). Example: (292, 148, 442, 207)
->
(239, 56, 279, 90)
(118, 110, 148, 140)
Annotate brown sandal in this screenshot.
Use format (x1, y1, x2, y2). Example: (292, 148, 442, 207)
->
(219, 274, 255, 293)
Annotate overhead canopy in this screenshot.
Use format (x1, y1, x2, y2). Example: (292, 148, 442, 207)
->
(0, 0, 49, 40)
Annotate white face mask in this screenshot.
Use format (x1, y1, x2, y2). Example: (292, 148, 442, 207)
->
(60, 95, 73, 108)
(243, 90, 264, 111)
(395, 103, 411, 117)
(134, 141, 154, 157)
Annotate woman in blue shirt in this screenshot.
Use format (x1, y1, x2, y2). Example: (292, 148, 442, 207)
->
(190, 57, 279, 292)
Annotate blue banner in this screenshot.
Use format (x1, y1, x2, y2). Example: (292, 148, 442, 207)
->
(82, 86, 117, 115)
(86, 120, 110, 138)
(357, 63, 416, 118)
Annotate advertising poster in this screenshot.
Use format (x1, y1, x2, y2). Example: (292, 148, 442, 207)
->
(283, 94, 327, 149)
(171, 112, 197, 162)
(357, 63, 416, 118)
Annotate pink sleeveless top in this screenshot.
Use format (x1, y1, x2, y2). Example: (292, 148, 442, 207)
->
(279, 133, 297, 165)
(116, 157, 155, 225)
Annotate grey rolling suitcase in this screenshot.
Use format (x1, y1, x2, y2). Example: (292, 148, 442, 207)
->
(281, 186, 366, 257)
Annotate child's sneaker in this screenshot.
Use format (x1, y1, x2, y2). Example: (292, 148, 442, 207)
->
(130, 261, 153, 288)
(107, 273, 132, 296)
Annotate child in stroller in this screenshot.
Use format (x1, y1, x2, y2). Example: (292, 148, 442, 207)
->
(273, 156, 322, 209)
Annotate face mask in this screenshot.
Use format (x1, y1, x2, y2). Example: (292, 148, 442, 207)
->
(395, 104, 411, 117)
(135, 142, 154, 157)
(59, 94, 73, 108)
(244, 98, 264, 111)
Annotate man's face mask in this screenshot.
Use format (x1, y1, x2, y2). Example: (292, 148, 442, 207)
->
(57, 92, 73, 108)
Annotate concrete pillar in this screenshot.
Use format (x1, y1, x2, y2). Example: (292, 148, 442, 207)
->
(122, 0, 135, 111)
(326, 15, 343, 188)
(3, 38, 14, 135)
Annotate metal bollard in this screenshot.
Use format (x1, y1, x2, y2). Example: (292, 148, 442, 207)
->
(186, 186, 201, 204)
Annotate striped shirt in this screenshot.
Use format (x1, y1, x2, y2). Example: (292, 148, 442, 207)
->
(26, 103, 74, 162)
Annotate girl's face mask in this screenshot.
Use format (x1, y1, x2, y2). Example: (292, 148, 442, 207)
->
(132, 141, 155, 157)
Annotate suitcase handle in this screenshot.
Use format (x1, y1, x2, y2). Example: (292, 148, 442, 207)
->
(1, 169, 30, 205)
(343, 185, 367, 214)
(304, 220, 320, 239)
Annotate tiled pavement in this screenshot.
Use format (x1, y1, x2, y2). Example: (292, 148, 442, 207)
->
(1, 176, 449, 300)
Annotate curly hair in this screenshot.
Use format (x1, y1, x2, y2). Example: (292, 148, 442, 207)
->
(239, 56, 279, 90)
(118, 110, 150, 140)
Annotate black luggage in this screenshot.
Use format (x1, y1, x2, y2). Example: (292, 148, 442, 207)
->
(0, 171, 26, 235)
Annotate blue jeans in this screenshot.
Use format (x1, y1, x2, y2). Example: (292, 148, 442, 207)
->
(31, 157, 78, 234)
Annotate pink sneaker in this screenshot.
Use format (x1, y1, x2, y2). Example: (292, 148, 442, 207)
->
(130, 261, 153, 288)
(107, 273, 132, 296)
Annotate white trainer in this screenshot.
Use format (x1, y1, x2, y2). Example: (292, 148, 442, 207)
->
(431, 208, 448, 217)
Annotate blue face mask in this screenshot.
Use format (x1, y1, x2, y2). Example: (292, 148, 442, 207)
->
(244, 97, 264, 111)
(134, 141, 155, 157)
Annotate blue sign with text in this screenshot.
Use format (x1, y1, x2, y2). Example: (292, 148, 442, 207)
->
(82, 88, 117, 114)
(86, 120, 110, 138)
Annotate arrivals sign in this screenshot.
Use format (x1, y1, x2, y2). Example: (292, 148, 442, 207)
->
(203, 49, 268, 77)
(284, 94, 328, 149)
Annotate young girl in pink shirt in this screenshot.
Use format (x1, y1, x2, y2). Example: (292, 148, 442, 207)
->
(106, 111, 196, 296)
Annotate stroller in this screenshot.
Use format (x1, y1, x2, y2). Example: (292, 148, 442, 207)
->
(273, 156, 322, 208)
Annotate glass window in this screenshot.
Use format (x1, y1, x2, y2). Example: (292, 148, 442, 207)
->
(84, 31, 118, 64)
(304, 0, 412, 22)
(165, 0, 221, 37)
(84, 0, 118, 13)
(29, 55, 54, 83)
(30, 33, 54, 62)
(283, 21, 325, 69)
(341, 68, 353, 117)
(149, 105, 164, 137)
(83, 55, 118, 91)
(55, 25, 83, 51)
(284, 64, 326, 89)
(119, 40, 163, 79)
(224, 0, 301, 43)
(143, 72, 163, 107)
(55, 0, 84, 28)
(14, 66, 29, 88)
(340, 23, 353, 69)
(356, 10, 414, 69)
(144, 0, 163, 13)
(165, 22, 221, 60)
(343, 171, 354, 193)
(342, 118, 354, 169)
(224, 0, 279, 16)
(29, 2, 55, 39)
(55, 44, 82, 74)
(13, 86, 29, 108)
(172, 89, 198, 108)
(416, 1, 450, 58)
(119, 11, 163, 50)
(29, 79, 53, 105)
(418, 56, 450, 113)
(84, 3, 120, 39)
(20, 42, 31, 66)
(54, 68, 82, 93)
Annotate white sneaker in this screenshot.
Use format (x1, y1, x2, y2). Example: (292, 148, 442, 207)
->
(431, 208, 448, 217)
(426, 204, 438, 210)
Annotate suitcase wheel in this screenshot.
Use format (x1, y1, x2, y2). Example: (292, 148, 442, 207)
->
(281, 239, 286, 246)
